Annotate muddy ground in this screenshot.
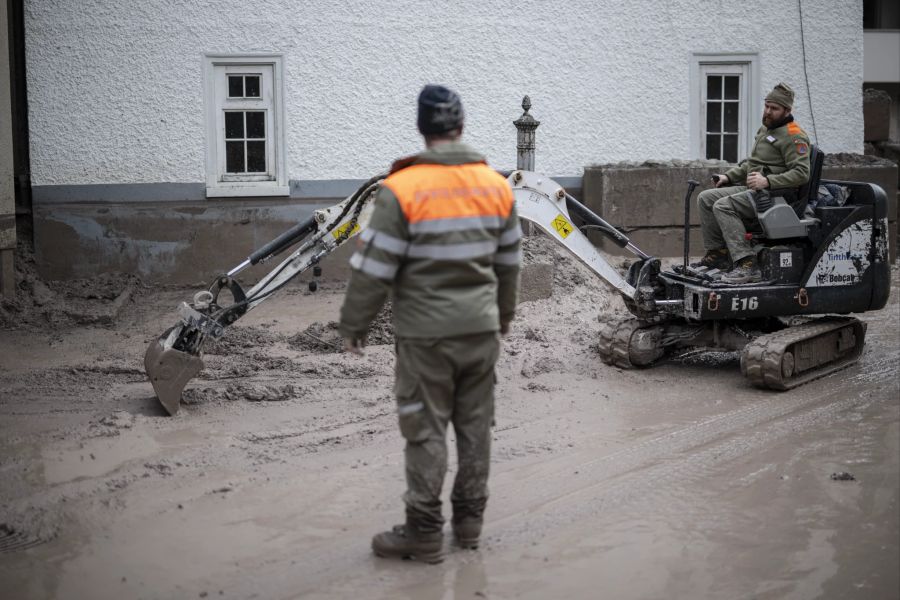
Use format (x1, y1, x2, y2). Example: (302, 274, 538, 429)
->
(1, 240, 898, 600)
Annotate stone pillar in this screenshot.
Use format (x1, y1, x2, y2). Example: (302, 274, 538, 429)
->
(514, 95, 540, 172)
(0, 1, 18, 298)
(514, 96, 540, 235)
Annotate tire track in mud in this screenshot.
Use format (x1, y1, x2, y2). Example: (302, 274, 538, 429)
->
(487, 350, 898, 544)
(214, 350, 899, 599)
(98, 342, 900, 597)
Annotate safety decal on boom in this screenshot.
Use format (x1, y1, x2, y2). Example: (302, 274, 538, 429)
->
(806, 219, 873, 287)
(332, 221, 360, 240)
(552, 214, 573, 238)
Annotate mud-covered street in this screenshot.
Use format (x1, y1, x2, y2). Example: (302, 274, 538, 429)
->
(1, 243, 898, 600)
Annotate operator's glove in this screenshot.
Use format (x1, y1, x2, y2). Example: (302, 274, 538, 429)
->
(343, 335, 367, 356)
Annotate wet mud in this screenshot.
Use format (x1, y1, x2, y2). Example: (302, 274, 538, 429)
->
(0, 242, 897, 599)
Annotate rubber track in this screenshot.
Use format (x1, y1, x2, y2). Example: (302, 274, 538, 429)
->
(741, 317, 865, 390)
(597, 318, 648, 369)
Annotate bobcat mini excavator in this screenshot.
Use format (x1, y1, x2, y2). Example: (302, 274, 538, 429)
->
(144, 153, 891, 415)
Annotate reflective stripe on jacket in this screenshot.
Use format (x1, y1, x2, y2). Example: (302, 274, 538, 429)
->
(339, 141, 521, 339)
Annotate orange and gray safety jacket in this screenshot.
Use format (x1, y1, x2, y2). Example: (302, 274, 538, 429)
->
(338, 141, 521, 340)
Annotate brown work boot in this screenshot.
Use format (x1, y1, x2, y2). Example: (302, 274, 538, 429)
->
(690, 248, 731, 271)
(371, 524, 444, 564)
(451, 517, 482, 550)
(721, 256, 762, 284)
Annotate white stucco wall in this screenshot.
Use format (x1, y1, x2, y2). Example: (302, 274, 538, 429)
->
(26, 0, 863, 186)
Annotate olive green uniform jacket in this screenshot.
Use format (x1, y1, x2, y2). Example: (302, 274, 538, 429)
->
(724, 118, 811, 190)
(338, 142, 521, 340)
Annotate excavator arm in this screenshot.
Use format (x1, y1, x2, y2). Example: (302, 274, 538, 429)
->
(507, 170, 669, 317)
(144, 175, 384, 414)
(145, 169, 667, 415)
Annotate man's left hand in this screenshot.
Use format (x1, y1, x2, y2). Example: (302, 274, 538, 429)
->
(747, 172, 769, 191)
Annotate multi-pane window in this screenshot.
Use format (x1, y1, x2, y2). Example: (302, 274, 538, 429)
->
(696, 61, 752, 164)
(228, 75, 260, 99)
(705, 75, 741, 163)
(225, 111, 266, 173)
(204, 55, 288, 197)
(692, 56, 757, 164)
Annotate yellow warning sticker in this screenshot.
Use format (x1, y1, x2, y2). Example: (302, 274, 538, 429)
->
(552, 214, 573, 238)
(332, 222, 360, 240)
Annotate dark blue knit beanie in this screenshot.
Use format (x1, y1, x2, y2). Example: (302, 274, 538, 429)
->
(417, 84, 464, 135)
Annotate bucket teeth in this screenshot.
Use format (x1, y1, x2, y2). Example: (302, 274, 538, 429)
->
(144, 336, 204, 415)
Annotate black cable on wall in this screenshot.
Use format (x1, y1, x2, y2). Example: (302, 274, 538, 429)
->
(798, 0, 819, 144)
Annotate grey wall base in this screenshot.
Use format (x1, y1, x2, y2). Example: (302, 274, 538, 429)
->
(33, 198, 557, 303)
(583, 162, 898, 263)
(33, 199, 355, 285)
(32, 163, 898, 289)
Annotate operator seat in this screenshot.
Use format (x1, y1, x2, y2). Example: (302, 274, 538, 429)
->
(756, 145, 823, 240)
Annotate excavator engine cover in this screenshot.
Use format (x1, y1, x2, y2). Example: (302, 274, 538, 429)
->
(144, 332, 204, 416)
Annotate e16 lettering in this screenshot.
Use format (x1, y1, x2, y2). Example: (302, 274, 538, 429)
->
(731, 296, 759, 311)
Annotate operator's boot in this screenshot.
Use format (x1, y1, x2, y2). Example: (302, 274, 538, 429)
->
(451, 516, 482, 550)
(721, 256, 762, 284)
(690, 248, 731, 271)
(371, 524, 444, 564)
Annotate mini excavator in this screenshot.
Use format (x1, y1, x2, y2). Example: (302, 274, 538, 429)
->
(145, 151, 891, 414)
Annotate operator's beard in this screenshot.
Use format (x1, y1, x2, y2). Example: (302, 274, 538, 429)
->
(762, 113, 791, 130)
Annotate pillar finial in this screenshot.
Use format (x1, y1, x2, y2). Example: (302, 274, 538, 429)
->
(513, 95, 540, 171)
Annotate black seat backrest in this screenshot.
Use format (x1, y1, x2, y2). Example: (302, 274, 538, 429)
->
(793, 144, 823, 216)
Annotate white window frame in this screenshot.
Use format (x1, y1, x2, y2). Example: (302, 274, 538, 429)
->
(690, 53, 760, 163)
(203, 54, 288, 198)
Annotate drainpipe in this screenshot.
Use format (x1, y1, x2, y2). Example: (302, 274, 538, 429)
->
(1, 0, 18, 297)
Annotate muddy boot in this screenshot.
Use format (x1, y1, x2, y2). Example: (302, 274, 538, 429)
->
(371, 524, 444, 564)
(690, 248, 731, 271)
(451, 517, 482, 550)
(721, 256, 762, 284)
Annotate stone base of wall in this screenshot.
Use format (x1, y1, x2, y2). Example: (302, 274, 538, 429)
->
(33, 199, 354, 285)
(32, 199, 556, 303)
(864, 89, 892, 143)
(518, 262, 554, 302)
(599, 226, 706, 257)
(583, 159, 898, 263)
(31, 157, 898, 289)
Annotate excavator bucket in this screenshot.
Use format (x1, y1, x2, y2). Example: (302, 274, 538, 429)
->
(144, 331, 204, 416)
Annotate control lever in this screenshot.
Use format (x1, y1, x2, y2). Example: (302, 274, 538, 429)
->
(682, 179, 700, 272)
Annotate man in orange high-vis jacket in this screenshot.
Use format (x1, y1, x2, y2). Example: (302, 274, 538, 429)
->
(338, 84, 521, 563)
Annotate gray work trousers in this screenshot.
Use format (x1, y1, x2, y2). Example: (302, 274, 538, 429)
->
(393, 332, 500, 534)
(697, 185, 759, 263)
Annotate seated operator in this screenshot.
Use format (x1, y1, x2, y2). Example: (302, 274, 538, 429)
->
(693, 82, 811, 284)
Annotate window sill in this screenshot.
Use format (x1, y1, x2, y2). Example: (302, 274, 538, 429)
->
(206, 185, 290, 198)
